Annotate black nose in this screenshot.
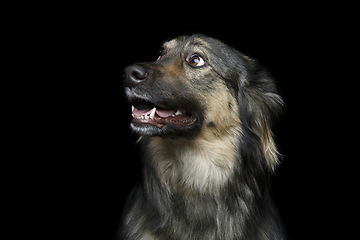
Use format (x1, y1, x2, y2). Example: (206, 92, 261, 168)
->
(122, 65, 148, 88)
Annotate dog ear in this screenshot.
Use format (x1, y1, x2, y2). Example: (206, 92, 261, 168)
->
(238, 57, 284, 171)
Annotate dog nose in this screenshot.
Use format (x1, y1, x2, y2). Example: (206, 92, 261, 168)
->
(123, 65, 148, 87)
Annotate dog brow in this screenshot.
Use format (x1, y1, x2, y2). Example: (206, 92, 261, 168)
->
(163, 39, 178, 50)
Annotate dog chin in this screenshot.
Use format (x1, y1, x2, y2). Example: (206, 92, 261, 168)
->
(130, 123, 164, 136)
(130, 122, 201, 138)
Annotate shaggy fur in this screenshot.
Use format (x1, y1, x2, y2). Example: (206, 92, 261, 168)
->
(120, 34, 285, 240)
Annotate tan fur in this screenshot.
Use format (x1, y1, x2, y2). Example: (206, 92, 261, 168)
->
(148, 129, 240, 195)
(254, 93, 283, 170)
(261, 130, 281, 170)
(201, 84, 242, 136)
(162, 38, 178, 50)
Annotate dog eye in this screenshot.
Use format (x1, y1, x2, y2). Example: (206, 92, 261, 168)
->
(188, 54, 205, 67)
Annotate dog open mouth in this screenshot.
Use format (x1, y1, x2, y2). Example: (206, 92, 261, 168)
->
(131, 98, 196, 129)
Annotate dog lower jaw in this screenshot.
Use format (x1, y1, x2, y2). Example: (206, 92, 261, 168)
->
(132, 115, 196, 129)
(130, 123, 164, 136)
(130, 117, 200, 138)
(132, 120, 165, 129)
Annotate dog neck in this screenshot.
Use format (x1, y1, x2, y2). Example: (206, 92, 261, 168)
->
(145, 127, 241, 195)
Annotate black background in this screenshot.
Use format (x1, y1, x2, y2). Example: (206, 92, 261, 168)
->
(23, 4, 353, 240)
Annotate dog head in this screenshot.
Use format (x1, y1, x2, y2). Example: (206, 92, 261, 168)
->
(122, 35, 283, 168)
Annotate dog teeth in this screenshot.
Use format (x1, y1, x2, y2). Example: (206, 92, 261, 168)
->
(150, 107, 156, 120)
(175, 109, 183, 115)
(131, 107, 185, 120)
(131, 106, 156, 120)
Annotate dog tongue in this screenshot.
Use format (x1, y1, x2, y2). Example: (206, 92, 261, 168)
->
(132, 107, 151, 116)
(156, 108, 176, 117)
(132, 107, 176, 118)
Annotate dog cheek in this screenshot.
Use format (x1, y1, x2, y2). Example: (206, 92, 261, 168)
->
(188, 70, 217, 92)
(201, 84, 241, 133)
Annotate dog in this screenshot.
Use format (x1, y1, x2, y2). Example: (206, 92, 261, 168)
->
(120, 34, 285, 240)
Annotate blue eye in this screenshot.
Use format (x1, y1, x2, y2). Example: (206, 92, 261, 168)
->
(188, 54, 205, 67)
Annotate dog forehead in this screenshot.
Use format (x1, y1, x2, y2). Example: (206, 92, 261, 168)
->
(161, 35, 245, 75)
(162, 35, 209, 52)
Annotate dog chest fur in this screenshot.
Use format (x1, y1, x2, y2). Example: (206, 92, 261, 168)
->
(147, 129, 241, 195)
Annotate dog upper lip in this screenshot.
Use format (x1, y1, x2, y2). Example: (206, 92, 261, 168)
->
(130, 95, 163, 110)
